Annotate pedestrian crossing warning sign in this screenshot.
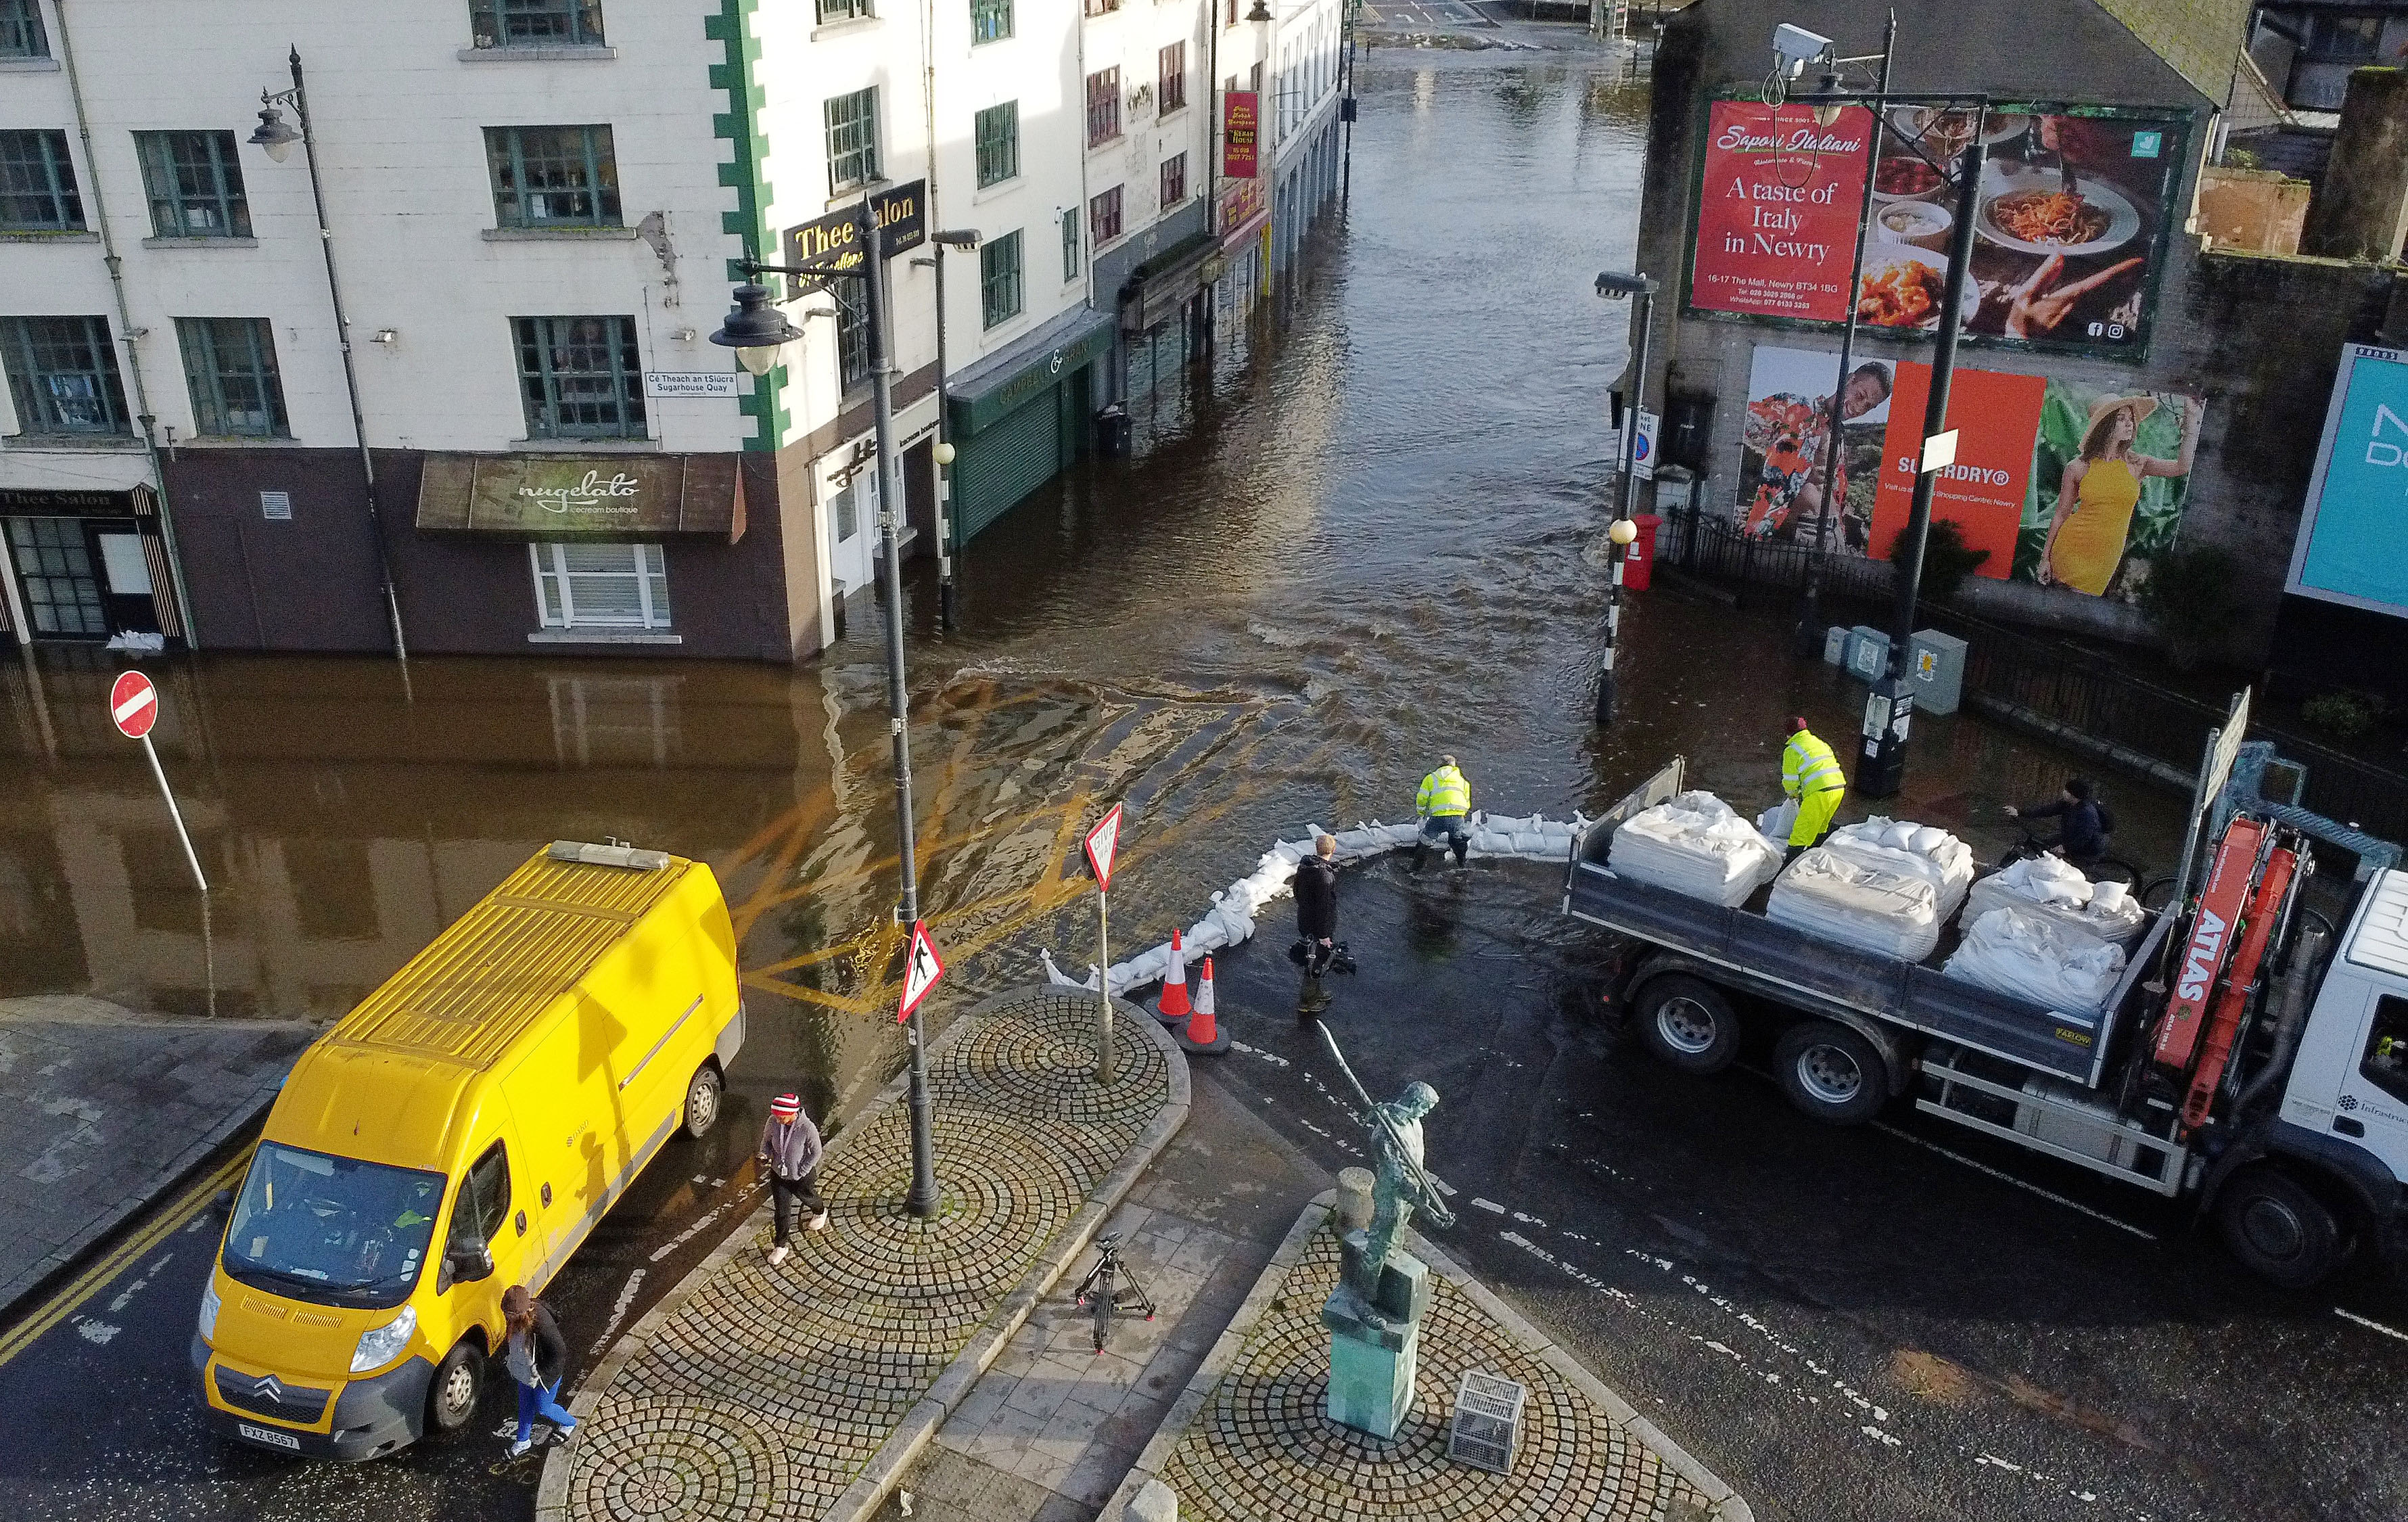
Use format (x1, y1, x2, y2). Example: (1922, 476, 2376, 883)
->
(899, 919, 944, 1023)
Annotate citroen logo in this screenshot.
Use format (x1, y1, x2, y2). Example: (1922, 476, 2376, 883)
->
(250, 1374, 285, 1402)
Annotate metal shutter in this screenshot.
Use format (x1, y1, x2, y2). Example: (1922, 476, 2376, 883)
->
(953, 383, 1061, 546)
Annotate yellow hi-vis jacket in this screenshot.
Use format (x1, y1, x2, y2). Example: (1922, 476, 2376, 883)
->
(1417, 764, 1471, 818)
(1782, 729, 1846, 799)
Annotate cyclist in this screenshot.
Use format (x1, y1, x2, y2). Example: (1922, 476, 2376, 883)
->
(2005, 775, 2115, 872)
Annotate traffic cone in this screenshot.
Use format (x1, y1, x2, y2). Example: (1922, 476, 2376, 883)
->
(1153, 929, 1192, 1023)
(1177, 956, 1230, 1055)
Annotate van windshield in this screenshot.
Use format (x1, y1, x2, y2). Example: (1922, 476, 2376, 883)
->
(221, 1143, 447, 1310)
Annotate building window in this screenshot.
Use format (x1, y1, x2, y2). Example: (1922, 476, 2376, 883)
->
(1086, 68, 1121, 147)
(469, 0, 605, 48)
(4, 518, 105, 636)
(485, 125, 620, 229)
(1084, 0, 1117, 14)
(1, 0, 49, 58)
(1061, 207, 1079, 282)
(1159, 152, 1187, 207)
(1159, 43, 1187, 112)
(832, 277, 871, 391)
(176, 318, 287, 438)
(135, 132, 251, 239)
(511, 315, 646, 439)
(816, 0, 873, 24)
(2306, 14, 2385, 59)
(530, 543, 671, 630)
(0, 130, 83, 231)
(825, 87, 881, 196)
(979, 229, 1023, 329)
(1089, 185, 1123, 248)
(1, 315, 128, 436)
(969, 0, 1012, 43)
(974, 101, 1020, 189)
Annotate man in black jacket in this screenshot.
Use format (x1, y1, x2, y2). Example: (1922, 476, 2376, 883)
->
(1295, 835, 1339, 1017)
(2006, 776, 2113, 870)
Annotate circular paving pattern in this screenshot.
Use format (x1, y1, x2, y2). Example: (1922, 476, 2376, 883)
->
(567, 989, 1173, 1522)
(1161, 1231, 1708, 1521)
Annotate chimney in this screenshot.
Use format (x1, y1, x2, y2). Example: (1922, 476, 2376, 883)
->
(2303, 67, 2408, 262)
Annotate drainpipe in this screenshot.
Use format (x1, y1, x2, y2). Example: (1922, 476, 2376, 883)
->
(53, 0, 202, 648)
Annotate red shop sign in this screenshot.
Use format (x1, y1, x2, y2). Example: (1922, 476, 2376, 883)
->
(1222, 91, 1259, 179)
(1688, 99, 1874, 323)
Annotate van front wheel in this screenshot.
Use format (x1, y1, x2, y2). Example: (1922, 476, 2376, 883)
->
(684, 1063, 725, 1139)
(426, 1339, 482, 1435)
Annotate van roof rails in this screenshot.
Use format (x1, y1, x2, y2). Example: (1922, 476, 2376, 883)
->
(547, 839, 672, 871)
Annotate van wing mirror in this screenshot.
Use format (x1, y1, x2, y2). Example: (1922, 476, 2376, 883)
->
(447, 1241, 496, 1283)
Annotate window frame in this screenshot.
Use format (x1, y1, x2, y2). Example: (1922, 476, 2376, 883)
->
(135, 131, 252, 240)
(1086, 67, 1121, 148)
(511, 314, 648, 440)
(484, 124, 622, 230)
(1, 315, 130, 437)
(816, 0, 873, 24)
(2360, 994, 2408, 1106)
(469, 0, 606, 49)
(973, 101, 1020, 189)
(530, 541, 672, 630)
(825, 87, 881, 197)
(831, 275, 871, 392)
(1158, 42, 1187, 113)
(1159, 152, 1187, 208)
(1088, 184, 1124, 248)
(454, 1141, 513, 1247)
(1083, 0, 1119, 14)
(969, 0, 1013, 43)
(2306, 12, 2385, 60)
(1060, 207, 1080, 283)
(0, 129, 85, 232)
(1, 0, 49, 59)
(980, 229, 1025, 329)
(175, 317, 289, 439)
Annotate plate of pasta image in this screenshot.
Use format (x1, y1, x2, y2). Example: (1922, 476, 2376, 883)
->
(1976, 164, 2142, 258)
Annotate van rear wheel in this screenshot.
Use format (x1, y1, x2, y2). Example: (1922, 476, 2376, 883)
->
(684, 1062, 725, 1139)
(426, 1339, 482, 1435)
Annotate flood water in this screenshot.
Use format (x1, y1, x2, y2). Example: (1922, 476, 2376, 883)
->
(0, 51, 2186, 1130)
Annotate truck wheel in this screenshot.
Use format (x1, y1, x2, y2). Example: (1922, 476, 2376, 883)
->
(426, 1339, 482, 1435)
(1772, 1021, 1886, 1126)
(683, 1062, 725, 1139)
(1633, 975, 1742, 1076)
(2215, 1167, 2343, 1289)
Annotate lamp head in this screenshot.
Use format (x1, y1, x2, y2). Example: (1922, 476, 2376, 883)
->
(1246, 0, 1271, 21)
(933, 440, 956, 466)
(249, 103, 302, 164)
(1610, 518, 1639, 546)
(1594, 271, 1654, 300)
(1810, 72, 1845, 129)
(931, 229, 981, 249)
(709, 282, 804, 376)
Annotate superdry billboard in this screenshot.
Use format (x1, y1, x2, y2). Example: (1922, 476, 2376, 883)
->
(2288, 343, 2408, 619)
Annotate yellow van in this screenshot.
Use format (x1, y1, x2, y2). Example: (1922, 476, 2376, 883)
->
(191, 840, 743, 1460)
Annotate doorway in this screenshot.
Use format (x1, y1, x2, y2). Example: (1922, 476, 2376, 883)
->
(4, 516, 156, 639)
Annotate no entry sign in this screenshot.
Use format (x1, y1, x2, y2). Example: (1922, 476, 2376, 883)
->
(110, 671, 159, 739)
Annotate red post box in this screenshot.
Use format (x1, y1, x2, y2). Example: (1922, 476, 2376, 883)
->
(1622, 514, 1663, 592)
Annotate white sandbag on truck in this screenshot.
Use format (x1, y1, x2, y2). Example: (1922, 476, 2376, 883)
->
(1823, 817, 1974, 918)
(1961, 856, 2148, 946)
(1943, 906, 2127, 1015)
(1609, 791, 1782, 907)
(1767, 847, 1942, 962)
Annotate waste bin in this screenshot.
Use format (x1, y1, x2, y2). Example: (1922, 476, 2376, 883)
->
(1623, 515, 1663, 591)
(1094, 402, 1131, 457)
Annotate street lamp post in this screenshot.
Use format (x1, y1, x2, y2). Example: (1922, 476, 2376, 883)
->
(712, 202, 950, 1219)
(249, 47, 408, 666)
(1781, 31, 1988, 798)
(909, 231, 980, 632)
(1593, 270, 1655, 727)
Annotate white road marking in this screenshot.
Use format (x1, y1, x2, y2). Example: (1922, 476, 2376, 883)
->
(76, 1320, 120, 1345)
(587, 1268, 650, 1355)
(1871, 1123, 2157, 1240)
(2334, 1307, 2408, 1344)
(1471, 1197, 1506, 1214)
(648, 1179, 766, 1264)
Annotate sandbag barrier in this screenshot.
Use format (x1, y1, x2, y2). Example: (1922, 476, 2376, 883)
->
(1038, 811, 1589, 998)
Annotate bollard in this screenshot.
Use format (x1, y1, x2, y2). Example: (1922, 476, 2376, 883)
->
(1335, 1168, 1375, 1231)
(1130, 1477, 1178, 1522)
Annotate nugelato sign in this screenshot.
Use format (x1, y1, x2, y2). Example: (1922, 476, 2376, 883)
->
(415, 454, 745, 541)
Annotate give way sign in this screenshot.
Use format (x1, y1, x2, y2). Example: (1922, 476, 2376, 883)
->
(110, 671, 160, 739)
(898, 919, 944, 1024)
(1084, 804, 1124, 892)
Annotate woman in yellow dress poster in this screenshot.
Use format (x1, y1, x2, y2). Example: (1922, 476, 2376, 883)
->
(2031, 392, 2200, 597)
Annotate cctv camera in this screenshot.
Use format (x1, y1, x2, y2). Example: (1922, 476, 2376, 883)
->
(1771, 24, 1832, 79)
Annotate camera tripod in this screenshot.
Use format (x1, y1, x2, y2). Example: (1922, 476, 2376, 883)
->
(1071, 1231, 1156, 1352)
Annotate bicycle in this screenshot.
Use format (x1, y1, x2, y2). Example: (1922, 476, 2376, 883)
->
(1995, 822, 2144, 890)
(1071, 1231, 1157, 1353)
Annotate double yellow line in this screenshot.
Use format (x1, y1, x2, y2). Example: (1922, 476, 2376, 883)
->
(0, 1148, 252, 1371)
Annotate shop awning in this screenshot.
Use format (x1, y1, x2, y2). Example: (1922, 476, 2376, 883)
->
(414, 454, 745, 543)
(1118, 231, 1219, 333)
(947, 306, 1117, 436)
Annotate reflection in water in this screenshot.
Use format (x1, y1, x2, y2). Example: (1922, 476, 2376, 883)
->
(0, 52, 2188, 1122)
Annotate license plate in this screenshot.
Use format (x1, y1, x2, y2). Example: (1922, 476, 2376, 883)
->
(236, 1421, 302, 1451)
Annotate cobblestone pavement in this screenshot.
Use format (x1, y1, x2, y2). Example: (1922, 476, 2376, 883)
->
(560, 990, 1173, 1522)
(1158, 1228, 1716, 1522)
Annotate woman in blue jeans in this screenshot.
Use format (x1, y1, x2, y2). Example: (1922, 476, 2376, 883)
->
(502, 1283, 577, 1457)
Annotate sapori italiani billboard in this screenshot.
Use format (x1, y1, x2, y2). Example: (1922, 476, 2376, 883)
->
(1688, 101, 1874, 322)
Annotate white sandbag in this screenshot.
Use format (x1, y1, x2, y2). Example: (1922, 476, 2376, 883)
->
(1825, 816, 1974, 918)
(1611, 791, 1784, 907)
(1333, 827, 1379, 857)
(1756, 799, 1799, 842)
(1767, 847, 1941, 962)
(1472, 829, 1514, 855)
(1961, 858, 2148, 947)
(1943, 906, 2127, 1015)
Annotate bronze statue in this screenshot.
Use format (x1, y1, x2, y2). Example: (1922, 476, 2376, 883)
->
(1316, 1025, 1455, 1327)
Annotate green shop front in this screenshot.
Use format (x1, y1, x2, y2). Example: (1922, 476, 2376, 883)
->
(946, 306, 1116, 546)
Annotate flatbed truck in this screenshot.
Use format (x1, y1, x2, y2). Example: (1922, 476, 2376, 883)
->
(1564, 753, 2408, 1288)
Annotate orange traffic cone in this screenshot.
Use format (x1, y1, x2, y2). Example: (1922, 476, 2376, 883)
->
(1178, 956, 1230, 1055)
(1153, 929, 1192, 1023)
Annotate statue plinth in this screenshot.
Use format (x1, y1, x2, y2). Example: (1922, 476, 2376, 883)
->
(1321, 1228, 1430, 1439)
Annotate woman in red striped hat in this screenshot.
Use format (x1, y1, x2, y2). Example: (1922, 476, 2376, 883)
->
(759, 1090, 828, 1266)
